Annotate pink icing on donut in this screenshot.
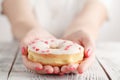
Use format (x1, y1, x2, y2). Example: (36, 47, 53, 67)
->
(64, 45, 72, 50)
(32, 46, 36, 49)
(36, 48, 39, 51)
(44, 41, 48, 44)
(28, 39, 83, 54)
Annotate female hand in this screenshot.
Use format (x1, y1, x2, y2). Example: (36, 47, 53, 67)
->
(21, 27, 61, 74)
(21, 27, 95, 75)
(61, 30, 95, 74)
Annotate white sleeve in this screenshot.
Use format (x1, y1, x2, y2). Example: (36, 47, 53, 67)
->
(0, 0, 3, 14)
(98, 0, 112, 19)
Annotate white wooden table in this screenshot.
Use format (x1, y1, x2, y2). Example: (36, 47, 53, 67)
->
(0, 42, 120, 80)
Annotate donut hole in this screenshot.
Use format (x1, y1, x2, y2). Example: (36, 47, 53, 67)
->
(50, 44, 62, 49)
(50, 45, 60, 49)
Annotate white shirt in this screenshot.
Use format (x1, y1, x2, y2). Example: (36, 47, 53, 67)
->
(0, 0, 112, 38)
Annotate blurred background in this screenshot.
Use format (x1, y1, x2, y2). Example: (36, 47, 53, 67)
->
(0, 0, 120, 42)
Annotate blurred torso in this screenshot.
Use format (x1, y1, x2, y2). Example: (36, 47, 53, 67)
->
(30, 0, 86, 37)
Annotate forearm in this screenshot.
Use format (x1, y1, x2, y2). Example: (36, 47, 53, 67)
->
(3, 0, 40, 41)
(65, 0, 107, 39)
(11, 20, 39, 41)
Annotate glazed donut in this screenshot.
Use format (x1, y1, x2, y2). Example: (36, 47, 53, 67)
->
(28, 39, 84, 66)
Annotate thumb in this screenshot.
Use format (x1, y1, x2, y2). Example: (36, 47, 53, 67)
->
(81, 37, 95, 58)
(21, 46, 28, 56)
(20, 37, 31, 56)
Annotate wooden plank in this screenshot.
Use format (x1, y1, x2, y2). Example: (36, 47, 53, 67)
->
(8, 51, 37, 80)
(96, 42, 120, 80)
(0, 42, 18, 80)
(8, 51, 108, 80)
(97, 57, 120, 80)
(96, 42, 120, 60)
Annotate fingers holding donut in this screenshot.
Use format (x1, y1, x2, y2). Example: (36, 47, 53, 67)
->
(22, 56, 43, 71)
(53, 66, 60, 74)
(21, 31, 84, 75)
(62, 30, 95, 74)
(19, 27, 61, 74)
(22, 55, 54, 74)
(20, 27, 56, 55)
(21, 40, 55, 74)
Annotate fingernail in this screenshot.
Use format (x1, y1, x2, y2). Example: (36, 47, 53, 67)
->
(69, 67, 75, 71)
(21, 47, 25, 55)
(86, 49, 92, 57)
(35, 67, 42, 71)
(45, 70, 51, 74)
(78, 71, 83, 74)
(54, 72, 58, 74)
(78, 72, 83, 74)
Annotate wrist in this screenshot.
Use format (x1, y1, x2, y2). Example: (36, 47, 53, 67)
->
(12, 20, 42, 41)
